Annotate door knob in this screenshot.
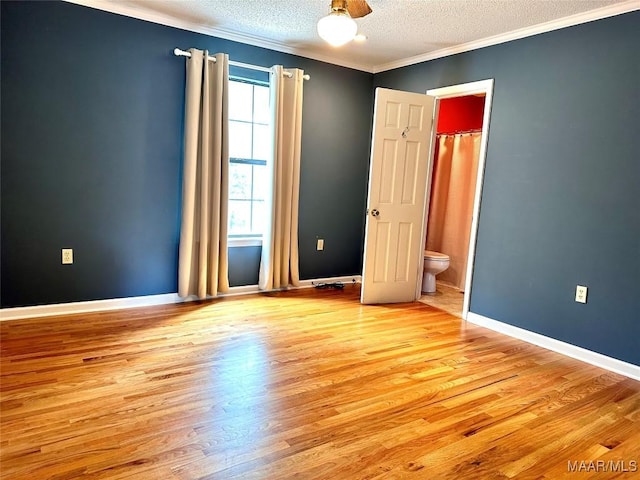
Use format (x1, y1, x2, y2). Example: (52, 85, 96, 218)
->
(371, 209, 380, 217)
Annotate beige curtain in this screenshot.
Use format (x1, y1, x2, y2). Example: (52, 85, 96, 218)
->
(259, 66, 305, 290)
(178, 49, 230, 298)
(426, 132, 481, 290)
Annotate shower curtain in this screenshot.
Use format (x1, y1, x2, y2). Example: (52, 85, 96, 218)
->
(426, 132, 481, 290)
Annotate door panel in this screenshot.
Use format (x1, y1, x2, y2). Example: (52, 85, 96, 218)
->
(379, 139, 398, 203)
(401, 141, 421, 204)
(373, 222, 391, 283)
(385, 102, 401, 127)
(361, 88, 435, 304)
(396, 222, 413, 281)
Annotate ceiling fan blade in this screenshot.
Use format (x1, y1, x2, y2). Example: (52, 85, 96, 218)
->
(346, 0, 372, 18)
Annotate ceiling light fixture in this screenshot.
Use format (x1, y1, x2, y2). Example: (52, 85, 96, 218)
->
(317, 0, 358, 47)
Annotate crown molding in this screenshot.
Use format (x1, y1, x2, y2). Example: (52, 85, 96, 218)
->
(64, 0, 639, 75)
(372, 0, 640, 73)
(63, 0, 374, 72)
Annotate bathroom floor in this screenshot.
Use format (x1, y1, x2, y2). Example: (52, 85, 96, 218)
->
(419, 281, 464, 318)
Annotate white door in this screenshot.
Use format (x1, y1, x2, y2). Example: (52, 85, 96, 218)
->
(361, 88, 436, 304)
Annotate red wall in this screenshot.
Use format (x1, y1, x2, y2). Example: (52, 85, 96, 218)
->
(436, 95, 485, 133)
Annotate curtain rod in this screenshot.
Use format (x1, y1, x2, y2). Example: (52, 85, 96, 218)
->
(173, 48, 310, 80)
(437, 129, 482, 136)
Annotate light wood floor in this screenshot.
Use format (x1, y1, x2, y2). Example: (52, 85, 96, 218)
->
(1, 286, 639, 479)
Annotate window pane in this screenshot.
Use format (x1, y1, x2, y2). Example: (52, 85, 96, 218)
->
(228, 82, 253, 122)
(229, 121, 252, 159)
(227, 79, 271, 240)
(252, 124, 270, 161)
(253, 85, 270, 124)
(229, 200, 251, 235)
(229, 162, 252, 199)
(252, 164, 268, 201)
(251, 200, 266, 234)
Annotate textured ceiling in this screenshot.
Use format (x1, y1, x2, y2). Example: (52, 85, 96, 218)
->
(112, 0, 634, 71)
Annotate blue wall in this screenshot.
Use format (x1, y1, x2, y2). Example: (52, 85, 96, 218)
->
(1, 1, 373, 306)
(374, 11, 640, 365)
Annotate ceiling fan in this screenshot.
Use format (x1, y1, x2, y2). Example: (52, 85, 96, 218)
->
(317, 0, 373, 47)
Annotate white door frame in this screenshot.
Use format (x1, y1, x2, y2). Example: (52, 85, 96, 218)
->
(422, 79, 494, 319)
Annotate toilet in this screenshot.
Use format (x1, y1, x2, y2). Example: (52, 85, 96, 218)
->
(422, 250, 450, 293)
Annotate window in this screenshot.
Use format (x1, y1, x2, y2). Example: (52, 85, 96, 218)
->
(228, 79, 270, 241)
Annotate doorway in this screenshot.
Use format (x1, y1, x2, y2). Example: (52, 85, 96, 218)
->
(360, 81, 493, 310)
(418, 80, 494, 319)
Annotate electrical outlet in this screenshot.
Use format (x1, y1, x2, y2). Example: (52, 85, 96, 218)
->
(317, 238, 324, 251)
(62, 248, 73, 265)
(575, 285, 587, 304)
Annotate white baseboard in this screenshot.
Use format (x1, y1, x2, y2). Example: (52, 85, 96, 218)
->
(0, 293, 184, 321)
(0, 275, 362, 321)
(466, 312, 640, 381)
